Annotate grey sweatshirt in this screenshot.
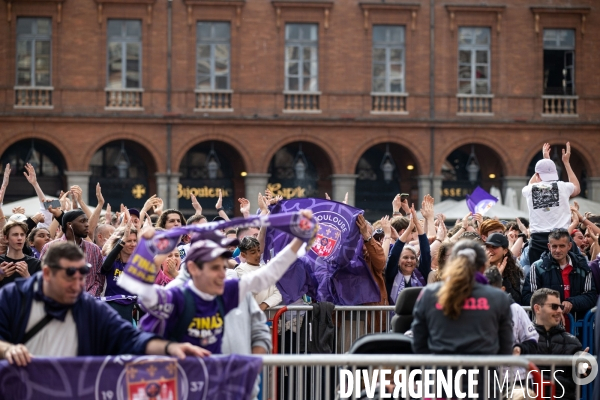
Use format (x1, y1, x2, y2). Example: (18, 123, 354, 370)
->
(411, 282, 514, 355)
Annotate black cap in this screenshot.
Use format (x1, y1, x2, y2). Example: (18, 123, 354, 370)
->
(485, 233, 509, 248)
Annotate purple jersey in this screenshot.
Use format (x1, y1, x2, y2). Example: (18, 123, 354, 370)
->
(139, 280, 240, 354)
(101, 259, 136, 305)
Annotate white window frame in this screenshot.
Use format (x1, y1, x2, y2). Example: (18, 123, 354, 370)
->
(16, 18, 52, 87)
(372, 25, 405, 93)
(457, 27, 491, 95)
(196, 22, 231, 91)
(284, 23, 319, 92)
(106, 20, 142, 89)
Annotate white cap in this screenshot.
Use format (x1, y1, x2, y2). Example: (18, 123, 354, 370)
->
(535, 159, 559, 181)
(8, 213, 27, 223)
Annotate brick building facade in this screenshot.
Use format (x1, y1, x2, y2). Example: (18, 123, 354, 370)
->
(1, 0, 598, 219)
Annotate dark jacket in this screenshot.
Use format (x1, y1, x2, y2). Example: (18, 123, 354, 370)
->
(0, 254, 42, 289)
(300, 301, 335, 353)
(535, 323, 582, 400)
(411, 282, 513, 355)
(589, 255, 600, 300)
(522, 251, 597, 316)
(385, 234, 431, 305)
(502, 276, 522, 305)
(0, 272, 157, 356)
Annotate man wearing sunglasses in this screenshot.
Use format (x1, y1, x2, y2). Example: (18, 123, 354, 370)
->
(522, 229, 597, 321)
(0, 242, 210, 367)
(531, 288, 585, 400)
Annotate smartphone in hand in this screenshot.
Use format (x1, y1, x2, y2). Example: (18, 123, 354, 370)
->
(43, 200, 61, 210)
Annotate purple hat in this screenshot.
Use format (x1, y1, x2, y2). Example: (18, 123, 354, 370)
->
(186, 240, 233, 264)
(535, 159, 559, 182)
(128, 208, 140, 218)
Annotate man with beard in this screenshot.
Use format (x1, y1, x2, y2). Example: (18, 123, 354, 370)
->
(41, 209, 104, 296)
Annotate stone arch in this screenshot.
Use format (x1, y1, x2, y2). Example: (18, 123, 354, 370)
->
(82, 132, 162, 173)
(437, 136, 510, 177)
(86, 137, 159, 209)
(176, 140, 248, 216)
(439, 141, 508, 201)
(353, 141, 423, 219)
(348, 136, 428, 177)
(0, 136, 68, 201)
(259, 134, 341, 175)
(0, 131, 72, 170)
(173, 134, 251, 174)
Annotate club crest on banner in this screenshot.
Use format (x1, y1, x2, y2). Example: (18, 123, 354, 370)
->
(95, 356, 209, 400)
(125, 359, 178, 400)
(310, 211, 348, 259)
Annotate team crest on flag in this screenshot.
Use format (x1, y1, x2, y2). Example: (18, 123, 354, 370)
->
(125, 359, 179, 400)
(310, 211, 348, 259)
(311, 223, 341, 258)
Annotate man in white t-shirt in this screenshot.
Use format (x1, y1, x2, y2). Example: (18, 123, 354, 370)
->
(522, 142, 580, 265)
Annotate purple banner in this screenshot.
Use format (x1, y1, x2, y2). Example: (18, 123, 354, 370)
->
(122, 211, 318, 286)
(0, 354, 261, 400)
(264, 198, 381, 305)
(466, 186, 498, 215)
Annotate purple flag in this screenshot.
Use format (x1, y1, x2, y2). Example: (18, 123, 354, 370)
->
(0, 355, 261, 400)
(264, 198, 381, 305)
(466, 186, 498, 215)
(118, 211, 317, 295)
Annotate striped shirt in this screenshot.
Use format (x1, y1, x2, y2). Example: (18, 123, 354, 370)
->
(40, 236, 105, 297)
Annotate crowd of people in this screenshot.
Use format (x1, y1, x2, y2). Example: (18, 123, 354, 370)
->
(0, 142, 598, 399)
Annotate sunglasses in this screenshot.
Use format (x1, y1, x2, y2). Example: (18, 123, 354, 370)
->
(49, 263, 91, 277)
(373, 228, 384, 241)
(544, 303, 565, 311)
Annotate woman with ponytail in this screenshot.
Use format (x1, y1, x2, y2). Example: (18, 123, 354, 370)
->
(411, 240, 513, 355)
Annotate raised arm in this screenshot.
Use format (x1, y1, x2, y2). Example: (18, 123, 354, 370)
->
(0, 164, 10, 230)
(421, 194, 435, 237)
(70, 185, 91, 217)
(380, 215, 392, 261)
(190, 194, 203, 217)
(238, 197, 250, 219)
(562, 142, 580, 197)
(87, 183, 105, 240)
(257, 193, 269, 253)
(385, 218, 411, 299)
(215, 189, 230, 221)
(572, 208, 600, 237)
(23, 163, 46, 202)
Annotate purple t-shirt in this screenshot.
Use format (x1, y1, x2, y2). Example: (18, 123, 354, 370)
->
(100, 259, 136, 305)
(139, 280, 240, 354)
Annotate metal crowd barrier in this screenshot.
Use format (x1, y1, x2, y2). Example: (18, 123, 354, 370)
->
(581, 307, 596, 354)
(267, 305, 396, 355)
(526, 355, 597, 400)
(267, 305, 595, 356)
(259, 354, 545, 400)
